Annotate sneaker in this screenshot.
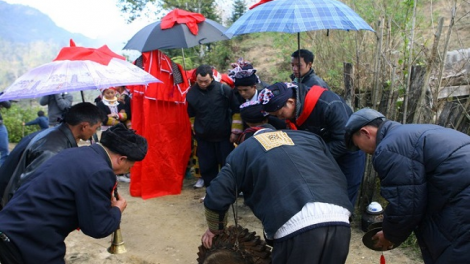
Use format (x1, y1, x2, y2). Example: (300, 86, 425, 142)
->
(194, 178, 204, 189)
(117, 175, 130, 183)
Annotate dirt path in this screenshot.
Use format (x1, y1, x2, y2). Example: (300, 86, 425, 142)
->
(64, 178, 423, 264)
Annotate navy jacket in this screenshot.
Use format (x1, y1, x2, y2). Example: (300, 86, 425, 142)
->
(205, 130, 352, 238)
(0, 144, 120, 264)
(374, 121, 470, 263)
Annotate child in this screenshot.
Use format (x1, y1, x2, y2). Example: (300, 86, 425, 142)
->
(23, 110, 49, 130)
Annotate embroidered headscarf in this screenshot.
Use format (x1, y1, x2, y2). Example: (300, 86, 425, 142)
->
(259, 82, 297, 112)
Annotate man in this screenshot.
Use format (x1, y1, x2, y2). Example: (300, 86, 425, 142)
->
(201, 129, 353, 264)
(1, 102, 103, 206)
(235, 101, 275, 144)
(0, 123, 147, 264)
(344, 108, 470, 263)
(0, 100, 12, 166)
(229, 62, 285, 135)
(40, 92, 73, 127)
(260, 82, 365, 205)
(290, 49, 329, 89)
(186, 64, 238, 188)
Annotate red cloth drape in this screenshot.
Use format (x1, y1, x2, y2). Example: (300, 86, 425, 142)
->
(128, 50, 191, 199)
(160, 9, 205, 35)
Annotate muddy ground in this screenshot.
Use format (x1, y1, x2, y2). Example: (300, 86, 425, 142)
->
(63, 177, 423, 264)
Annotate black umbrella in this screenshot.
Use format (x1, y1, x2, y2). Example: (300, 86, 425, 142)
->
(123, 18, 229, 52)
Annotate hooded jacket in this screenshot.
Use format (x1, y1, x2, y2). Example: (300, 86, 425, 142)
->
(374, 120, 470, 263)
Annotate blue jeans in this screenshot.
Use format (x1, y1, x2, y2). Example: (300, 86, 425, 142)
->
(0, 125, 9, 166)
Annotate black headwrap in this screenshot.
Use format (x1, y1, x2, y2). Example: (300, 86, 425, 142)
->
(259, 82, 294, 112)
(100, 123, 148, 161)
(240, 102, 268, 124)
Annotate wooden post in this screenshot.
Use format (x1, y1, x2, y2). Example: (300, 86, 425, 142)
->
(413, 18, 444, 123)
(372, 19, 383, 109)
(402, 0, 418, 124)
(343, 62, 354, 108)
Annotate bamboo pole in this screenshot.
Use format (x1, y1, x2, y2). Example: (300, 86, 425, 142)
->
(402, 0, 418, 124)
(372, 18, 384, 109)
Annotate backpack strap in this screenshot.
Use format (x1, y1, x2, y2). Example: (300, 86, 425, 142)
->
(296, 85, 326, 127)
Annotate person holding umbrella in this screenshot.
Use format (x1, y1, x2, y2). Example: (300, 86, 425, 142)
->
(39, 93, 73, 127)
(291, 49, 329, 89)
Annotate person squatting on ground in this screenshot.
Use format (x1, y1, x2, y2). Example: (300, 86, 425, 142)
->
(201, 129, 353, 264)
(0, 123, 147, 264)
(39, 93, 73, 127)
(259, 82, 365, 205)
(345, 108, 470, 263)
(23, 110, 49, 130)
(0, 100, 12, 166)
(1, 102, 103, 207)
(186, 64, 239, 188)
(290, 49, 329, 89)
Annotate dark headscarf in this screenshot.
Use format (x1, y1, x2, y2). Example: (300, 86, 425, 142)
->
(100, 123, 148, 161)
(259, 82, 295, 112)
(240, 101, 268, 124)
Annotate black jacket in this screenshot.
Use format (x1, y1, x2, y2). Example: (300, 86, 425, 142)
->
(186, 81, 236, 142)
(374, 121, 470, 263)
(2, 123, 77, 206)
(290, 68, 329, 89)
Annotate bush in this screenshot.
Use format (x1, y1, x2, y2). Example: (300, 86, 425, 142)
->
(1, 104, 43, 143)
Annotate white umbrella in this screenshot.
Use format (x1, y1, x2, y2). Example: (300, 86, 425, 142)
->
(0, 43, 162, 102)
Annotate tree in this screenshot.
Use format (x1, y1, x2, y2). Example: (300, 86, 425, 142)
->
(117, 0, 220, 23)
(230, 0, 246, 24)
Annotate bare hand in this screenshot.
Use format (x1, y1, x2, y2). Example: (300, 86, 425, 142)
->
(229, 133, 239, 143)
(372, 230, 395, 250)
(111, 193, 127, 213)
(201, 229, 218, 249)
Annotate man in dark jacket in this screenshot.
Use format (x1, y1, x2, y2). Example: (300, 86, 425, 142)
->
(290, 49, 329, 89)
(345, 108, 470, 263)
(0, 123, 147, 264)
(186, 65, 238, 188)
(201, 129, 352, 264)
(260, 82, 365, 205)
(1, 102, 103, 207)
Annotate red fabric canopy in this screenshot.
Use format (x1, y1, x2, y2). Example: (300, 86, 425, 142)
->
(53, 39, 125, 65)
(160, 9, 205, 35)
(128, 50, 191, 199)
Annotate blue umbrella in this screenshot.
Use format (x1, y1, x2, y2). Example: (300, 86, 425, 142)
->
(225, 0, 374, 38)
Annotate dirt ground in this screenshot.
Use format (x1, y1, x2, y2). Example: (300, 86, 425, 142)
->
(63, 177, 424, 264)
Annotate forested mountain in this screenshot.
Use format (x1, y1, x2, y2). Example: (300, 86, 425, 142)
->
(0, 1, 97, 91)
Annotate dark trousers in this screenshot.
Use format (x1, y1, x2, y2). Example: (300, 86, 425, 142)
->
(196, 138, 234, 187)
(0, 232, 23, 264)
(272, 225, 351, 264)
(336, 150, 366, 206)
